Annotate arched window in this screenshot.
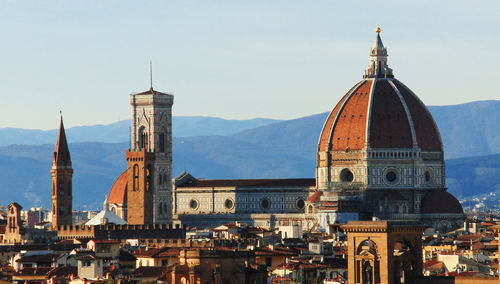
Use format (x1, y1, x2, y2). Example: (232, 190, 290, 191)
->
(133, 164, 140, 191)
(138, 127, 148, 150)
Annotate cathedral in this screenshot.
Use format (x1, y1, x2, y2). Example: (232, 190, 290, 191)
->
(54, 28, 465, 233)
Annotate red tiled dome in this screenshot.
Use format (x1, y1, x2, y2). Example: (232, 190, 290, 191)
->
(108, 170, 127, 205)
(420, 190, 463, 214)
(318, 78, 442, 152)
(318, 29, 442, 154)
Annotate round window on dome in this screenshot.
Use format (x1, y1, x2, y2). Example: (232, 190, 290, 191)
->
(340, 169, 354, 183)
(385, 170, 398, 184)
(296, 199, 305, 210)
(189, 199, 199, 210)
(260, 198, 270, 210)
(224, 199, 234, 210)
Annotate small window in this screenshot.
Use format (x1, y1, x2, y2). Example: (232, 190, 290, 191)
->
(189, 199, 198, 210)
(296, 199, 305, 210)
(260, 198, 270, 210)
(340, 169, 354, 182)
(385, 170, 398, 184)
(224, 199, 234, 210)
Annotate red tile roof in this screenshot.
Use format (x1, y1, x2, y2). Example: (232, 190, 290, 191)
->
(307, 191, 322, 202)
(318, 78, 443, 154)
(108, 170, 127, 205)
(134, 88, 171, 96)
(369, 80, 412, 148)
(393, 80, 442, 151)
(421, 190, 463, 214)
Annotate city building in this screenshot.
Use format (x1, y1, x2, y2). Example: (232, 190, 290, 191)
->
(106, 27, 464, 232)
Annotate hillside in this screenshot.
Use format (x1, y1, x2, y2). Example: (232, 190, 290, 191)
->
(0, 116, 281, 146)
(0, 100, 499, 209)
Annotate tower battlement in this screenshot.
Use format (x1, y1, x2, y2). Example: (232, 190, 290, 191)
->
(57, 224, 185, 240)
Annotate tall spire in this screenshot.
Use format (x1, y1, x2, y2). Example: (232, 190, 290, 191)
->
(364, 25, 393, 78)
(53, 114, 71, 168)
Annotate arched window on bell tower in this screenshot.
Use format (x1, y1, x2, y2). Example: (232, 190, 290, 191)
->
(138, 127, 148, 150)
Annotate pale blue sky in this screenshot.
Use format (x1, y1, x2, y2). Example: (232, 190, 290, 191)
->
(1, 0, 499, 129)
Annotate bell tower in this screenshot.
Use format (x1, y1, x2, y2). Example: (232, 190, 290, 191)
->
(126, 87, 174, 224)
(343, 221, 424, 284)
(51, 116, 73, 228)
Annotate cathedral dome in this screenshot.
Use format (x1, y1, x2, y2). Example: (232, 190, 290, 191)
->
(420, 190, 463, 214)
(108, 170, 127, 205)
(318, 29, 442, 154)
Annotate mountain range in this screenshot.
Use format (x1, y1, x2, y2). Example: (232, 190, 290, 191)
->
(0, 100, 498, 209)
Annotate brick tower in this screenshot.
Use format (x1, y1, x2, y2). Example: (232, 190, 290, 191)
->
(343, 220, 424, 284)
(51, 116, 73, 228)
(126, 87, 174, 224)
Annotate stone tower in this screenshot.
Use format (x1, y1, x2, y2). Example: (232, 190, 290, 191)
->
(343, 220, 424, 284)
(51, 116, 73, 228)
(5, 202, 23, 244)
(126, 87, 173, 224)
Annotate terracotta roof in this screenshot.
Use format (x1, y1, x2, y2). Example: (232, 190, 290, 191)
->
(318, 82, 363, 152)
(321, 80, 372, 151)
(307, 191, 322, 202)
(134, 88, 171, 96)
(108, 170, 127, 205)
(421, 190, 463, 214)
(317, 78, 443, 153)
(177, 178, 315, 188)
(369, 80, 412, 148)
(393, 80, 442, 151)
(134, 247, 164, 258)
(157, 248, 181, 257)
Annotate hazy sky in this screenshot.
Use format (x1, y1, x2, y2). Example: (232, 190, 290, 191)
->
(1, 0, 499, 129)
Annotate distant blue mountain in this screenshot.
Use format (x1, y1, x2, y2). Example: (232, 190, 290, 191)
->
(0, 100, 498, 209)
(0, 116, 281, 146)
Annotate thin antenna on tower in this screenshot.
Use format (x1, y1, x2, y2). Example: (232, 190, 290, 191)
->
(150, 60, 153, 90)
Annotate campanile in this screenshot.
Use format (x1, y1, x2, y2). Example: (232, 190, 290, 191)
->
(126, 87, 174, 224)
(51, 116, 73, 228)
